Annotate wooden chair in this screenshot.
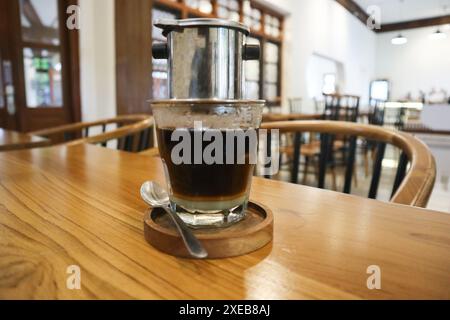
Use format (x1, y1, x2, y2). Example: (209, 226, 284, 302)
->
(363, 99, 386, 177)
(262, 120, 436, 208)
(288, 98, 303, 113)
(298, 94, 360, 188)
(29, 115, 154, 153)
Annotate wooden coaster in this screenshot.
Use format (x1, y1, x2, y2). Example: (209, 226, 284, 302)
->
(144, 201, 273, 259)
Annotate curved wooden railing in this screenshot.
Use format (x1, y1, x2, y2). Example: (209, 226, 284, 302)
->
(30, 115, 154, 153)
(261, 120, 436, 208)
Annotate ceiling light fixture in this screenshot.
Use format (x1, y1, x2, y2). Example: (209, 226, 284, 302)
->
(391, 34, 408, 45)
(391, 0, 407, 45)
(429, 29, 447, 40)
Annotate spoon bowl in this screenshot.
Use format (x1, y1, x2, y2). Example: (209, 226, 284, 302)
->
(140, 181, 208, 259)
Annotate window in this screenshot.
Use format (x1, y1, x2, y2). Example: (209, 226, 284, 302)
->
(322, 73, 336, 95)
(186, 0, 213, 14)
(217, 0, 240, 21)
(151, 0, 284, 104)
(245, 37, 260, 100)
(370, 80, 390, 102)
(20, 0, 60, 45)
(23, 48, 62, 107)
(152, 7, 179, 99)
(243, 1, 261, 30)
(19, 0, 63, 108)
(263, 42, 279, 100)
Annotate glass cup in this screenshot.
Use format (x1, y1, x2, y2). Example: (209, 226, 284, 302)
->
(151, 99, 265, 228)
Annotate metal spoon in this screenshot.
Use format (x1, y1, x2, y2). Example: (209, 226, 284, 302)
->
(140, 181, 208, 259)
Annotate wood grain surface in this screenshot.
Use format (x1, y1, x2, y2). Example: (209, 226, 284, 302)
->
(0, 144, 449, 299)
(144, 202, 274, 259)
(0, 128, 50, 152)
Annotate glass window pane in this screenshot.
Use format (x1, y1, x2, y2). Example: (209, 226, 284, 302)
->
(243, 0, 251, 15)
(323, 74, 336, 95)
(218, 0, 239, 21)
(229, 12, 240, 22)
(23, 48, 62, 108)
(245, 38, 260, 100)
(264, 83, 277, 100)
(246, 81, 259, 100)
(217, 6, 229, 19)
(20, 0, 60, 45)
(265, 63, 278, 83)
(245, 38, 260, 82)
(199, 0, 213, 14)
(264, 42, 279, 64)
(152, 8, 178, 99)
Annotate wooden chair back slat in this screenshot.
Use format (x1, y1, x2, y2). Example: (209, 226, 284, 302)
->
(343, 135, 357, 194)
(291, 133, 302, 183)
(391, 152, 409, 198)
(368, 142, 387, 199)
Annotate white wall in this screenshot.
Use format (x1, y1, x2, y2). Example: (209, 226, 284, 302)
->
(79, 0, 116, 121)
(77, 0, 376, 118)
(265, 0, 377, 112)
(376, 26, 450, 101)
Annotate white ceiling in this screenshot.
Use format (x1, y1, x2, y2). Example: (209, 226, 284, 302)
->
(354, 0, 450, 24)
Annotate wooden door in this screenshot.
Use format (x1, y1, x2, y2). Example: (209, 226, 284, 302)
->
(0, 0, 80, 132)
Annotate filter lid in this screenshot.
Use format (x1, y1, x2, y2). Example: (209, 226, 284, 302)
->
(155, 18, 250, 36)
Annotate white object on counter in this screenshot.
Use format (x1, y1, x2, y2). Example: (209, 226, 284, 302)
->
(421, 104, 450, 131)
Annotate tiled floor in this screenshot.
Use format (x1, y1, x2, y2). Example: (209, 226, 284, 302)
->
(415, 134, 450, 213)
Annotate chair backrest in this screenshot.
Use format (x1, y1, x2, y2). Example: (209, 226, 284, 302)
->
(323, 94, 360, 122)
(369, 99, 385, 126)
(288, 98, 303, 113)
(320, 94, 360, 170)
(261, 120, 436, 208)
(30, 115, 154, 152)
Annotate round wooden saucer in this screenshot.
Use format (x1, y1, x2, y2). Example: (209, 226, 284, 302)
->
(144, 201, 273, 259)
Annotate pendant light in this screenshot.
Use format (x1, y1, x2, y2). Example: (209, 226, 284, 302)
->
(391, 0, 407, 45)
(392, 34, 408, 45)
(430, 5, 449, 39)
(429, 29, 447, 40)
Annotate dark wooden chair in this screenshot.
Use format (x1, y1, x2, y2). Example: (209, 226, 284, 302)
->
(30, 115, 154, 153)
(262, 120, 436, 208)
(297, 94, 360, 188)
(288, 98, 303, 113)
(363, 99, 386, 176)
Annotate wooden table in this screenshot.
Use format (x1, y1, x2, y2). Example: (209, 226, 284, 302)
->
(262, 113, 322, 122)
(402, 120, 450, 135)
(0, 128, 49, 151)
(1, 144, 450, 299)
(262, 112, 370, 123)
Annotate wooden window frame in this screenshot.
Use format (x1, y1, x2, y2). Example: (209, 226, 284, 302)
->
(2, 0, 81, 131)
(152, 0, 285, 106)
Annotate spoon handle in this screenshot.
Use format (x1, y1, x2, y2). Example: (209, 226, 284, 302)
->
(163, 206, 208, 259)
